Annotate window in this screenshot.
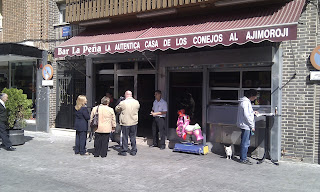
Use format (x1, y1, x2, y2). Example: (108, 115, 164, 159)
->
(209, 69, 271, 106)
(59, 3, 66, 24)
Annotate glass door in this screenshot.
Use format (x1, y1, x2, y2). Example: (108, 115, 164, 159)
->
(137, 74, 155, 137)
(118, 75, 134, 98)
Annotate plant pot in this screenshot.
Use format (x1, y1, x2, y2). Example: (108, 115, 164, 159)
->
(7, 129, 25, 146)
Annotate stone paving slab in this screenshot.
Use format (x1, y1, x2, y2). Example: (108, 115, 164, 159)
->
(0, 131, 319, 192)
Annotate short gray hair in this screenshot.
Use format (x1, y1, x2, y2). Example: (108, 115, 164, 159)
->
(0, 93, 7, 100)
(101, 96, 110, 105)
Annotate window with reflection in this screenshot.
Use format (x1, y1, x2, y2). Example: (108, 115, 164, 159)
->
(242, 71, 271, 88)
(210, 72, 240, 87)
(210, 69, 271, 106)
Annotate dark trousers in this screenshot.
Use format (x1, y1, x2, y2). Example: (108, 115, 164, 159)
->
(75, 131, 87, 155)
(0, 122, 12, 148)
(152, 117, 166, 148)
(94, 132, 110, 157)
(121, 125, 137, 154)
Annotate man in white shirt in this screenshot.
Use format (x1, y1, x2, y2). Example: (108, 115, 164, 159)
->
(0, 93, 15, 151)
(237, 89, 258, 165)
(150, 90, 168, 150)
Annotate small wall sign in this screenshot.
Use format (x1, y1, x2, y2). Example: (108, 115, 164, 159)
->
(310, 45, 320, 70)
(62, 26, 71, 37)
(42, 64, 53, 80)
(310, 71, 320, 80)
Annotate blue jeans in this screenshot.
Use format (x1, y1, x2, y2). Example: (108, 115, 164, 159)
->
(240, 129, 251, 161)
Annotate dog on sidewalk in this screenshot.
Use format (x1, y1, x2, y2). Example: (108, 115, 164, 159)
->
(224, 145, 233, 159)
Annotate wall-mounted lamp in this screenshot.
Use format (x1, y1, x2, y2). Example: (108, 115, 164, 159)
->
(136, 8, 177, 18)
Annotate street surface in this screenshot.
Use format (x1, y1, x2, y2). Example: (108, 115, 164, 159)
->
(0, 130, 319, 192)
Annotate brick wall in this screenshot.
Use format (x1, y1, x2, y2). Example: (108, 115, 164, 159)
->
(2, 0, 51, 50)
(280, 0, 320, 163)
(2, 0, 27, 43)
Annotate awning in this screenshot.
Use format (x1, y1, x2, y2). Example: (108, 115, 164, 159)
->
(54, 0, 305, 58)
(0, 43, 43, 61)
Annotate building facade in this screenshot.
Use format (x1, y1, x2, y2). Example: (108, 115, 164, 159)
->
(0, 0, 73, 131)
(54, 0, 319, 164)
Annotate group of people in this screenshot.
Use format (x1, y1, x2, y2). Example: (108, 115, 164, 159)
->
(0, 86, 257, 164)
(74, 90, 141, 157)
(74, 89, 168, 158)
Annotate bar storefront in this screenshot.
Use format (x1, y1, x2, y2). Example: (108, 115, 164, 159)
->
(54, 0, 305, 162)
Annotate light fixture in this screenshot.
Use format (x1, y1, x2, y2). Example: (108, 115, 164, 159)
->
(79, 19, 111, 26)
(215, 0, 265, 7)
(136, 8, 177, 18)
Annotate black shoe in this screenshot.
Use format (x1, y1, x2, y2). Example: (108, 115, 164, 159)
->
(240, 160, 253, 165)
(130, 153, 136, 156)
(118, 152, 127, 156)
(160, 146, 165, 150)
(6, 147, 16, 151)
(149, 145, 158, 148)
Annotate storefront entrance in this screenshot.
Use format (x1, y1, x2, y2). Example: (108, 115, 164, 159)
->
(96, 61, 156, 137)
(168, 71, 203, 140)
(55, 61, 86, 128)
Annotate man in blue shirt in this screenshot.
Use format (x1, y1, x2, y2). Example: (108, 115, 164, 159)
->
(150, 90, 168, 150)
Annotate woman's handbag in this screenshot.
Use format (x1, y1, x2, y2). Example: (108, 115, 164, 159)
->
(90, 106, 99, 129)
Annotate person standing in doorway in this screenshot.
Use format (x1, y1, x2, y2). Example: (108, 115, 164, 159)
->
(106, 91, 117, 109)
(116, 90, 140, 156)
(237, 89, 258, 165)
(0, 93, 15, 151)
(74, 95, 90, 155)
(150, 90, 168, 150)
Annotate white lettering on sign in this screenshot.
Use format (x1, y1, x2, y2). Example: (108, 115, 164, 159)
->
(176, 37, 187, 46)
(58, 48, 69, 55)
(246, 28, 289, 40)
(229, 33, 238, 41)
(193, 34, 223, 44)
(145, 40, 158, 48)
(83, 45, 102, 54)
(105, 44, 111, 52)
(164, 39, 171, 47)
(72, 47, 80, 54)
(115, 42, 140, 51)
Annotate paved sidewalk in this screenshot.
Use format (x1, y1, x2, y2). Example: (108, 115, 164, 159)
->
(0, 131, 319, 192)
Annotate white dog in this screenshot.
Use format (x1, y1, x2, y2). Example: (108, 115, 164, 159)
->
(224, 145, 232, 159)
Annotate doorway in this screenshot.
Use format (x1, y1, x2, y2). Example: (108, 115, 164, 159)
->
(95, 61, 156, 137)
(168, 72, 203, 140)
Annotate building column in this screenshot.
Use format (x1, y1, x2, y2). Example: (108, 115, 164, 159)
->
(86, 57, 94, 109)
(36, 51, 49, 132)
(270, 47, 283, 161)
(202, 66, 208, 145)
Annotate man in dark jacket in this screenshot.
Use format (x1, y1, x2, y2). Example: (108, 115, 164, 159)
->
(0, 93, 16, 151)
